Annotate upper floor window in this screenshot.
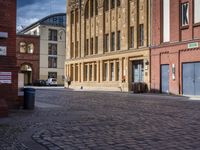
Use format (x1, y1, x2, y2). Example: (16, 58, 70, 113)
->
(111, 0, 115, 9)
(48, 57, 57, 68)
(48, 29, 57, 41)
(48, 43, 57, 55)
(104, 34, 109, 52)
(20, 42, 26, 53)
(139, 24, 144, 47)
(130, 27, 134, 48)
(71, 12, 74, 24)
(111, 32, 115, 51)
(181, 3, 189, 26)
(117, 0, 121, 7)
(104, 0, 109, 11)
(194, 0, 200, 24)
(20, 42, 34, 54)
(27, 43, 34, 53)
(117, 31, 121, 50)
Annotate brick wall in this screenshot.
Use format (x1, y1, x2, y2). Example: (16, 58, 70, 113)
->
(0, 0, 19, 114)
(16, 35, 40, 83)
(151, 0, 200, 95)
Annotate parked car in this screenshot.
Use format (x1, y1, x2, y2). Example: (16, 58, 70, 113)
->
(33, 80, 46, 86)
(46, 78, 57, 86)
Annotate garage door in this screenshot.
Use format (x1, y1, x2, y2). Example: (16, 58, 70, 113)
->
(182, 62, 200, 95)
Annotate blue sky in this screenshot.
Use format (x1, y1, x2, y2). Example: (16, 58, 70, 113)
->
(17, 0, 66, 31)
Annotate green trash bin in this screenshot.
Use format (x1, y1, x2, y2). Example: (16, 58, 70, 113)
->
(24, 88, 35, 109)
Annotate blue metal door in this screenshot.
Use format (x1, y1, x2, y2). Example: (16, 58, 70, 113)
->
(195, 63, 200, 95)
(183, 62, 200, 96)
(161, 65, 169, 93)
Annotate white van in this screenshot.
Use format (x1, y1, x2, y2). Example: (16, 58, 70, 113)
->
(46, 78, 57, 86)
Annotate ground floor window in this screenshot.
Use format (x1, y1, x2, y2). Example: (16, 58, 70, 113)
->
(48, 72, 57, 78)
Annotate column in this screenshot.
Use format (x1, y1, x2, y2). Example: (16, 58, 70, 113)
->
(87, 64, 90, 81)
(114, 60, 117, 81)
(78, 63, 81, 82)
(73, 64, 76, 82)
(100, 60, 103, 82)
(81, 62, 84, 82)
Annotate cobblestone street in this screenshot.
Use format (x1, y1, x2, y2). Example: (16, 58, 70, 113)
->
(1, 88, 200, 150)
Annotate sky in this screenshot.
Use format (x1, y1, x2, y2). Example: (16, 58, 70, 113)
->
(17, 0, 66, 31)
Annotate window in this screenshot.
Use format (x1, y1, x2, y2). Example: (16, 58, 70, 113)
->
(48, 43, 57, 55)
(71, 12, 74, 24)
(139, 24, 144, 47)
(84, 64, 88, 81)
(75, 41, 78, 58)
(95, 0, 98, 15)
(20, 42, 26, 53)
(163, 0, 170, 42)
(48, 72, 57, 78)
(104, 0, 109, 11)
(110, 63, 114, 81)
(130, 27, 134, 48)
(90, 38, 93, 55)
(27, 43, 34, 53)
(111, 0, 115, 9)
(116, 62, 120, 81)
(111, 32, 115, 51)
(181, 3, 189, 26)
(71, 65, 74, 81)
(117, 0, 121, 7)
(71, 42, 74, 58)
(91, 0, 94, 17)
(117, 31, 121, 50)
(194, 0, 200, 24)
(86, 39, 89, 55)
(104, 63, 108, 81)
(89, 65, 92, 81)
(75, 64, 78, 81)
(85, 2, 89, 19)
(95, 37, 98, 54)
(48, 57, 57, 68)
(104, 34, 109, 52)
(48, 29, 57, 41)
(94, 64, 97, 81)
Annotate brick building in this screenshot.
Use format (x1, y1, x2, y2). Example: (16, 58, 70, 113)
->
(65, 0, 151, 91)
(151, 0, 200, 95)
(16, 34, 40, 85)
(0, 0, 18, 116)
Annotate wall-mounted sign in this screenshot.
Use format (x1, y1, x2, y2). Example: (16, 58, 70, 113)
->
(188, 42, 199, 49)
(0, 72, 12, 84)
(0, 32, 8, 38)
(0, 46, 7, 56)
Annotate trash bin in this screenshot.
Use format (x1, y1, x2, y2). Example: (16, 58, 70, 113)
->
(24, 88, 35, 109)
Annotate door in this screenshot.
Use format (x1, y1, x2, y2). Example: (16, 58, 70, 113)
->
(161, 65, 169, 93)
(183, 62, 200, 95)
(132, 60, 144, 82)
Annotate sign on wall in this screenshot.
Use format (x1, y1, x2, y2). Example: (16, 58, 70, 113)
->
(188, 42, 199, 49)
(0, 32, 8, 38)
(0, 72, 12, 84)
(0, 46, 7, 56)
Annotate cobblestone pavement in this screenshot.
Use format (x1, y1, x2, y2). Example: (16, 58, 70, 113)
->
(1, 89, 200, 150)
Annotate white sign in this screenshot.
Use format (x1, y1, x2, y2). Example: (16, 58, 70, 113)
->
(0, 46, 7, 56)
(0, 32, 8, 38)
(0, 72, 12, 84)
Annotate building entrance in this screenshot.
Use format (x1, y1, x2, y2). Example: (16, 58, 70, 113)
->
(20, 64, 32, 85)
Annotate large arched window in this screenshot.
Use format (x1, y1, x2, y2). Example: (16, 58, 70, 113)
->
(20, 42, 26, 53)
(27, 43, 34, 53)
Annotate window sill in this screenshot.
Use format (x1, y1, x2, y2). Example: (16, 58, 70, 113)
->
(180, 25, 189, 30)
(193, 23, 200, 27)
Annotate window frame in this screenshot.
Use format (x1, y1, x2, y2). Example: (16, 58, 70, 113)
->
(181, 2, 189, 27)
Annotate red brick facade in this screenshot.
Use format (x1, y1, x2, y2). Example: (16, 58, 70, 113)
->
(151, 0, 200, 95)
(16, 35, 40, 84)
(0, 0, 19, 115)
